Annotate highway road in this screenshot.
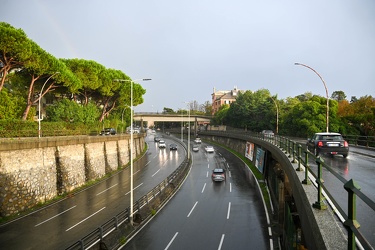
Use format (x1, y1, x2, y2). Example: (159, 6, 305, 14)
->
(0, 133, 373, 249)
(121, 140, 270, 250)
(0, 132, 185, 249)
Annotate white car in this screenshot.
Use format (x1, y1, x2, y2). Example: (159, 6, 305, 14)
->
(194, 138, 202, 144)
(192, 145, 199, 152)
(204, 145, 214, 153)
(158, 140, 166, 148)
(261, 130, 274, 138)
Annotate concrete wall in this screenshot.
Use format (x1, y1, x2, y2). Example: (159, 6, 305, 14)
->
(0, 135, 144, 217)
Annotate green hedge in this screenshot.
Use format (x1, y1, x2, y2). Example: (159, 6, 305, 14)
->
(0, 120, 100, 138)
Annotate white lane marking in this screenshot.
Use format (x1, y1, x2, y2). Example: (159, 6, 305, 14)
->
(230, 183, 232, 193)
(125, 183, 144, 195)
(96, 184, 118, 196)
(35, 205, 76, 227)
(187, 201, 198, 217)
(227, 202, 231, 219)
(206, 171, 209, 178)
(66, 206, 106, 231)
(145, 160, 151, 166)
(152, 169, 160, 177)
(134, 169, 141, 175)
(201, 183, 206, 193)
(228, 171, 232, 178)
(165, 232, 179, 250)
(218, 234, 225, 250)
(207, 163, 210, 168)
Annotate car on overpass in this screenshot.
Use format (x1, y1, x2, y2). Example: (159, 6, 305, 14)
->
(261, 130, 274, 138)
(100, 128, 116, 136)
(307, 132, 349, 158)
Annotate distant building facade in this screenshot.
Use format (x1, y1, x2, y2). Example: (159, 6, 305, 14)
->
(211, 86, 244, 115)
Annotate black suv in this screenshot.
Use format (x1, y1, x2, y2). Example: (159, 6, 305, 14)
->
(307, 132, 349, 158)
(100, 128, 116, 136)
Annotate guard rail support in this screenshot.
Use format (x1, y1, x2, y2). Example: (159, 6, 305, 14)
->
(292, 141, 297, 163)
(296, 144, 303, 171)
(312, 157, 327, 210)
(344, 179, 361, 250)
(287, 139, 292, 158)
(302, 151, 311, 185)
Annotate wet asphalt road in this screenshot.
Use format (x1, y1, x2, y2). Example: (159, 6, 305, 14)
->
(0, 132, 184, 249)
(121, 141, 270, 250)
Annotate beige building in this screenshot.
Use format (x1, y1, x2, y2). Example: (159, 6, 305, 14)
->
(211, 86, 243, 115)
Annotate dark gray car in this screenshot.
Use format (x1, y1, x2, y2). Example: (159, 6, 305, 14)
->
(307, 132, 349, 158)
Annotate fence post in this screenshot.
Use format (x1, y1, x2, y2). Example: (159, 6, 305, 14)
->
(296, 144, 302, 171)
(287, 139, 292, 158)
(312, 157, 327, 210)
(344, 179, 361, 250)
(292, 141, 297, 163)
(79, 240, 84, 249)
(100, 226, 104, 240)
(302, 151, 311, 185)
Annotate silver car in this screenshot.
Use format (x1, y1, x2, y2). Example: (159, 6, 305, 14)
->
(211, 168, 226, 182)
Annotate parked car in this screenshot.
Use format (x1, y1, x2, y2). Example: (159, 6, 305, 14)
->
(307, 132, 349, 158)
(192, 144, 199, 152)
(205, 145, 215, 153)
(194, 138, 202, 144)
(211, 168, 226, 182)
(100, 128, 116, 136)
(158, 140, 166, 148)
(261, 130, 274, 138)
(169, 143, 178, 150)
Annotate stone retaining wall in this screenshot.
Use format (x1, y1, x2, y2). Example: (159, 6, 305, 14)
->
(0, 135, 144, 217)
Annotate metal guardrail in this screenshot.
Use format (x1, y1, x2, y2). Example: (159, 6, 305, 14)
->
(285, 139, 375, 250)
(343, 135, 375, 148)
(199, 130, 374, 250)
(65, 137, 191, 250)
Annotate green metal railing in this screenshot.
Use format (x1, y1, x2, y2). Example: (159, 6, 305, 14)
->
(281, 135, 374, 250)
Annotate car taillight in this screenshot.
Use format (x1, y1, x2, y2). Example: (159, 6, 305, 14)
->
(317, 141, 324, 147)
(344, 141, 349, 147)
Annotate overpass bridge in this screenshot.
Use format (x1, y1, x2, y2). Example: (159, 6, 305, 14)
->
(134, 112, 212, 128)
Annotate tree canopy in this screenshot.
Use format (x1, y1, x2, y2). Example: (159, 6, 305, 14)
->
(0, 22, 147, 124)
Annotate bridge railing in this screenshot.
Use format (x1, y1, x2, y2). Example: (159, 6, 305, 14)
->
(198, 129, 374, 249)
(343, 135, 375, 148)
(289, 140, 375, 250)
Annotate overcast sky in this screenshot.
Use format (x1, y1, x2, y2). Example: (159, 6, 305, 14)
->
(3, 0, 375, 112)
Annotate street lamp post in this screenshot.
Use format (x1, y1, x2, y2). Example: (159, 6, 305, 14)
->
(114, 78, 151, 225)
(185, 102, 191, 159)
(181, 110, 184, 142)
(270, 96, 279, 134)
(294, 62, 329, 132)
(38, 72, 59, 138)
